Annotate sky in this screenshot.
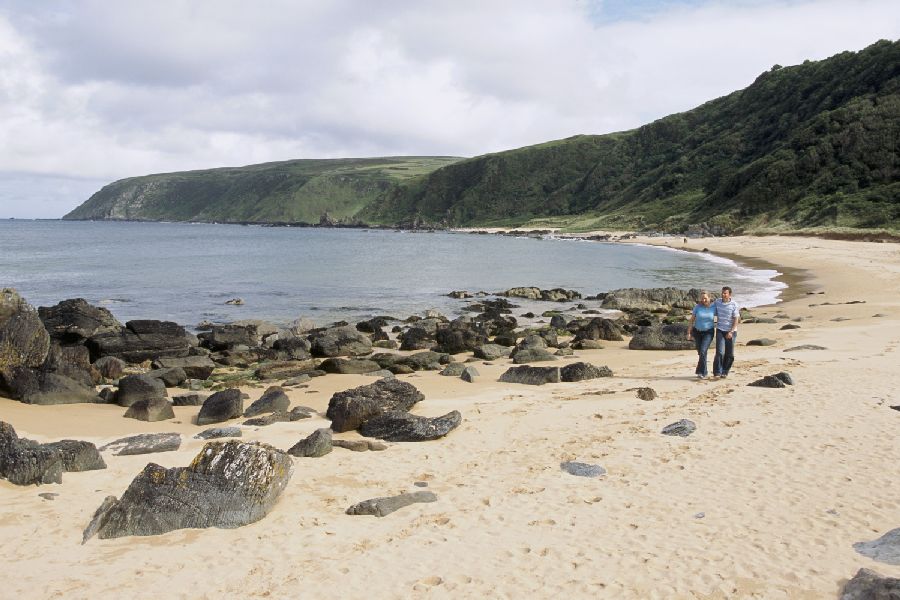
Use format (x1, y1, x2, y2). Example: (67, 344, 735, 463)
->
(0, 0, 897, 218)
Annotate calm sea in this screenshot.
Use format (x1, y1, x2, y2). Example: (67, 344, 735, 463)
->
(0, 220, 784, 329)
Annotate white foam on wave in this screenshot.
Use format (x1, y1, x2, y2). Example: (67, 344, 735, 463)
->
(632, 243, 787, 308)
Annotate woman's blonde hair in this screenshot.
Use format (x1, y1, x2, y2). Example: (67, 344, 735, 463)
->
(699, 290, 711, 301)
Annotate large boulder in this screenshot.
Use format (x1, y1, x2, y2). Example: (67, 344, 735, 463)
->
(0, 421, 63, 485)
(82, 440, 293, 541)
(326, 379, 424, 433)
(198, 324, 260, 351)
(319, 358, 381, 374)
(572, 317, 625, 342)
(146, 367, 187, 388)
(197, 389, 244, 426)
(560, 362, 613, 382)
(86, 320, 192, 363)
(93, 356, 126, 380)
(398, 326, 434, 351)
(43, 343, 96, 386)
(243, 386, 290, 417)
(124, 397, 175, 422)
(359, 410, 462, 442)
(116, 374, 167, 407)
(602, 288, 701, 312)
(433, 323, 488, 354)
(0, 288, 50, 382)
(151, 356, 216, 380)
(2, 367, 102, 404)
(271, 336, 313, 361)
(37, 298, 121, 344)
(309, 325, 372, 357)
(628, 323, 694, 350)
(473, 344, 511, 361)
(42, 440, 106, 472)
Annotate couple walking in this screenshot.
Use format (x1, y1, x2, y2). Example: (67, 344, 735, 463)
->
(687, 287, 740, 379)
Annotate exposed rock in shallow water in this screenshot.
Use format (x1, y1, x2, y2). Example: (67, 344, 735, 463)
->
(82, 440, 293, 541)
(346, 490, 437, 517)
(359, 410, 461, 442)
(100, 433, 181, 456)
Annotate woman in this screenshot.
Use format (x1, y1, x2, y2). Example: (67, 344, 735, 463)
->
(687, 291, 716, 379)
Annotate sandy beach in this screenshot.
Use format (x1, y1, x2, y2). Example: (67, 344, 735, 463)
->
(1, 234, 899, 599)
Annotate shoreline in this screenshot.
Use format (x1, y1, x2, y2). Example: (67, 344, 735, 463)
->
(2, 233, 899, 598)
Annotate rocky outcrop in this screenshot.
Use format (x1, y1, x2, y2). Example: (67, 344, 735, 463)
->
(86, 320, 193, 363)
(37, 298, 121, 344)
(326, 379, 424, 433)
(82, 441, 293, 541)
(358, 410, 462, 442)
(197, 324, 260, 351)
(2, 367, 102, 405)
(500, 287, 581, 302)
(309, 325, 372, 357)
(628, 323, 694, 350)
(197, 389, 243, 426)
(0, 288, 51, 383)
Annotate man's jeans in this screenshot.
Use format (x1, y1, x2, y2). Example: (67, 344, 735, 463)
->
(692, 328, 714, 377)
(713, 329, 736, 376)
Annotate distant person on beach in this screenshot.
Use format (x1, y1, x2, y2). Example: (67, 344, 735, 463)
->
(687, 291, 715, 379)
(713, 286, 740, 378)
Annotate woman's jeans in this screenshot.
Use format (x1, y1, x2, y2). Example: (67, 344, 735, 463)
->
(692, 328, 714, 377)
(713, 329, 736, 376)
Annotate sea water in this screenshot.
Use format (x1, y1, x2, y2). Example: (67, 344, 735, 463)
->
(0, 220, 784, 328)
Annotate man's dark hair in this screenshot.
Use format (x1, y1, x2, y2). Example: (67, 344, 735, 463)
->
(721, 286, 733, 294)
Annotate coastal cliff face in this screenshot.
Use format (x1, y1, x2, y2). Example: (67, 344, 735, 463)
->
(66, 40, 900, 233)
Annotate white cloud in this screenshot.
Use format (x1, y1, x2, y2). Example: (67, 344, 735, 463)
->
(0, 0, 897, 217)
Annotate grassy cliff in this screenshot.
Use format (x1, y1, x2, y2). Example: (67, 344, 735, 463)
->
(66, 40, 899, 233)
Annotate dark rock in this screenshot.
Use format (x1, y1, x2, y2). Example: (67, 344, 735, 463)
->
(327, 379, 425, 433)
(151, 355, 216, 380)
(780, 323, 801, 330)
(195, 427, 243, 440)
(3, 368, 102, 404)
(748, 372, 795, 388)
(746, 338, 776, 346)
(100, 433, 181, 456)
(93, 356, 126, 379)
(244, 386, 290, 417)
(853, 528, 900, 566)
(359, 410, 462, 442)
(460, 366, 479, 382)
(433, 323, 488, 354)
(839, 568, 900, 599)
(439, 362, 466, 377)
(86, 320, 192, 364)
(197, 388, 243, 426)
(473, 344, 510, 361)
(634, 387, 657, 401)
(271, 336, 312, 361)
(255, 359, 317, 380)
(0, 288, 51, 381)
(492, 330, 519, 347)
(498, 365, 560, 385)
(661, 419, 696, 436)
(82, 440, 293, 541)
(124, 397, 175, 422)
(43, 440, 106, 471)
(511, 347, 558, 364)
(628, 323, 694, 350)
(172, 393, 207, 406)
(403, 351, 449, 371)
(38, 298, 122, 344)
(572, 317, 625, 342)
(398, 326, 434, 351)
(332, 439, 388, 452)
(243, 407, 311, 426)
(560, 461, 606, 478)
(309, 325, 372, 357)
(42, 342, 96, 386)
(0, 421, 63, 485)
(146, 366, 187, 387)
(287, 428, 333, 457)
(116, 373, 167, 407)
(572, 339, 605, 350)
(783, 345, 827, 352)
(319, 357, 381, 374)
(346, 490, 437, 517)
(560, 362, 613, 382)
(198, 324, 259, 351)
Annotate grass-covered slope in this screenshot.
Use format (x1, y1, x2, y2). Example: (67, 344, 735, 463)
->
(362, 39, 899, 233)
(66, 40, 899, 233)
(64, 157, 462, 224)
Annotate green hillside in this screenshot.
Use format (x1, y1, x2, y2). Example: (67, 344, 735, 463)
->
(64, 157, 462, 224)
(66, 40, 899, 234)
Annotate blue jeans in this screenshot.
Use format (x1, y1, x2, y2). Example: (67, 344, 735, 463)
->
(713, 329, 736, 376)
(692, 328, 714, 377)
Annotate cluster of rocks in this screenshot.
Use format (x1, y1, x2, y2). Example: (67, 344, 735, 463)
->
(0, 421, 105, 485)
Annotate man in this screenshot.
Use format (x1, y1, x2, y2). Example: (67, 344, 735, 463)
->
(713, 286, 740, 378)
